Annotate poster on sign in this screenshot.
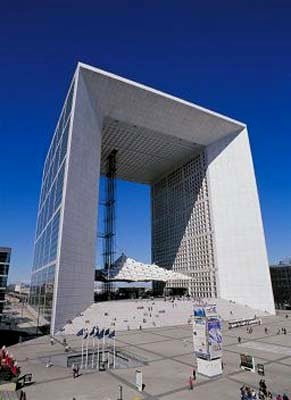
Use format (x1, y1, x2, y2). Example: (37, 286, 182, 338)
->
(193, 318, 208, 358)
(205, 304, 218, 318)
(207, 318, 223, 359)
(193, 304, 218, 318)
(194, 307, 206, 318)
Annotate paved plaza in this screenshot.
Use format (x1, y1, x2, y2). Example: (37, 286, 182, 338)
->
(7, 313, 291, 400)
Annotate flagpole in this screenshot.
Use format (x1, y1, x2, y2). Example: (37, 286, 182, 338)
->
(107, 332, 110, 369)
(91, 335, 95, 368)
(102, 332, 105, 363)
(85, 332, 89, 369)
(81, 338, 84, 369)
(97, 337, 100, 370)
(113, 335, 116, 369)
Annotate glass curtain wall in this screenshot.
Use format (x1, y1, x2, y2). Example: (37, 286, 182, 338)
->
(29, 79, 75, 322)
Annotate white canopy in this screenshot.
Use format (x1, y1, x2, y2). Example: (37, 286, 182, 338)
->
(100, 254, 190, 283)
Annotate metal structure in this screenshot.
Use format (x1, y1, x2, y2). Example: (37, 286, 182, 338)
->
(102, 149, 117, 296)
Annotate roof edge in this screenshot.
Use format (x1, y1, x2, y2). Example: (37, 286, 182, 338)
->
(77, 61, 246, 129)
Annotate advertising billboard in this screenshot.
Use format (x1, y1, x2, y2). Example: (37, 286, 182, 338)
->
(194, 307, 206, 318)
(205, 304, 218, 318)
(207, 318, 223, 359)
(193, 304, 218, 318)
(193, 318, 208, 358)
(240, 354, 255, 372)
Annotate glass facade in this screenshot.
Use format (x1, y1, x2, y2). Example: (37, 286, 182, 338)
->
(0, 247, 11, 317)
(29, 79, 75, 322)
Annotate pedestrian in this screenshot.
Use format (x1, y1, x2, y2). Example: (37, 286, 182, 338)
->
(277, 329, 281, 335)
(267, 391, 273, 399)
(245, 387, 252, 399)
(259, 379, 267, 394)
(284, 328, 287, 335)
(192, 368, 196, 380)
(50, 337, 54, 345)
(72, 363, 77, 379)
(282, 394, 289, 400)
(276, 395, 282, 400)
(188, 375, 193, 390)
(238, 336, 242, 344)
(259, 390, 265, 400)
(264, 327, 268, 334)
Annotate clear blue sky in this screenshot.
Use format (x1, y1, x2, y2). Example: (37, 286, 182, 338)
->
(1, 1, 290, 282)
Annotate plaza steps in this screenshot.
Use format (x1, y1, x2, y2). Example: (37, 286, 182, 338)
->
(58, 297, 269, 336)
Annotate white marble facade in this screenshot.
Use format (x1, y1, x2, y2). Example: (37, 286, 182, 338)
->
(32, 63, 275, 334)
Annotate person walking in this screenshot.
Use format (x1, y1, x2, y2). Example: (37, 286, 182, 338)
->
(192, 368, 196, 381)
(72, 363, 77, 379)
(238, 336, 242, 344)
(188, 375, 193, 390)
(282, 394, 289, 400)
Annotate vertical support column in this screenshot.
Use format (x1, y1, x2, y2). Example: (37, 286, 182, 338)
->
(51, 68, 103, 333)
(206, 129, 275, 314)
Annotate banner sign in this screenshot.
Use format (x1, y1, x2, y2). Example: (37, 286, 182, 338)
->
(228, 318, 262, 329)
(240, 354, 255, 372)
(205, 304, 218, 317)
(135, 369, 143, 392)
(194, 304, 218, 318)
(193, 304, 222, 360)
(207, 318, 223, 359)
(193, 318, 208, 358)
(194, 307, 207, 318)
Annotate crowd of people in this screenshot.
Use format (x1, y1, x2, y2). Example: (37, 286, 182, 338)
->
(240, 380, 289, 400)
(0, 344, 21, 380)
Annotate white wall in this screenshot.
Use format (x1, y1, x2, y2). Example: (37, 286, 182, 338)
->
(51, 69, 103, 333)
(206, 129, 275, 314)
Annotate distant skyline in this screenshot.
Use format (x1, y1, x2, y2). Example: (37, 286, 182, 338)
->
(1, 1, 290, 282)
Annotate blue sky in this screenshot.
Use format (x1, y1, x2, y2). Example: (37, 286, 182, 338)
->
(1, 1, 290, 282)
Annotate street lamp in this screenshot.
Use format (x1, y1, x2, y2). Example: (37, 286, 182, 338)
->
(117, 385, 123, 400)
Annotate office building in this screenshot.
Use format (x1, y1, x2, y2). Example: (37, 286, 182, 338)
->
(270, 259, 291, 309)
(0, 247, 11, 319)
(29, 63, 275, 333)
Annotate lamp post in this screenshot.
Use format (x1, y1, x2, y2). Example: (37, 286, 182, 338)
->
(36, 304, 41, 334)
(117, 385, 123, 400)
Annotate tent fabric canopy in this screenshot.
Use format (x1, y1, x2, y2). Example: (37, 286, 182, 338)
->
(99, 254, 190, 283)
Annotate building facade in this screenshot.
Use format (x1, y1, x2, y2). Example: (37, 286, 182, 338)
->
(270, 260, 291, 309)
(0, 247, 11, 319)
(30, 63, 275, 333)
(152, 152, 216, 298)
